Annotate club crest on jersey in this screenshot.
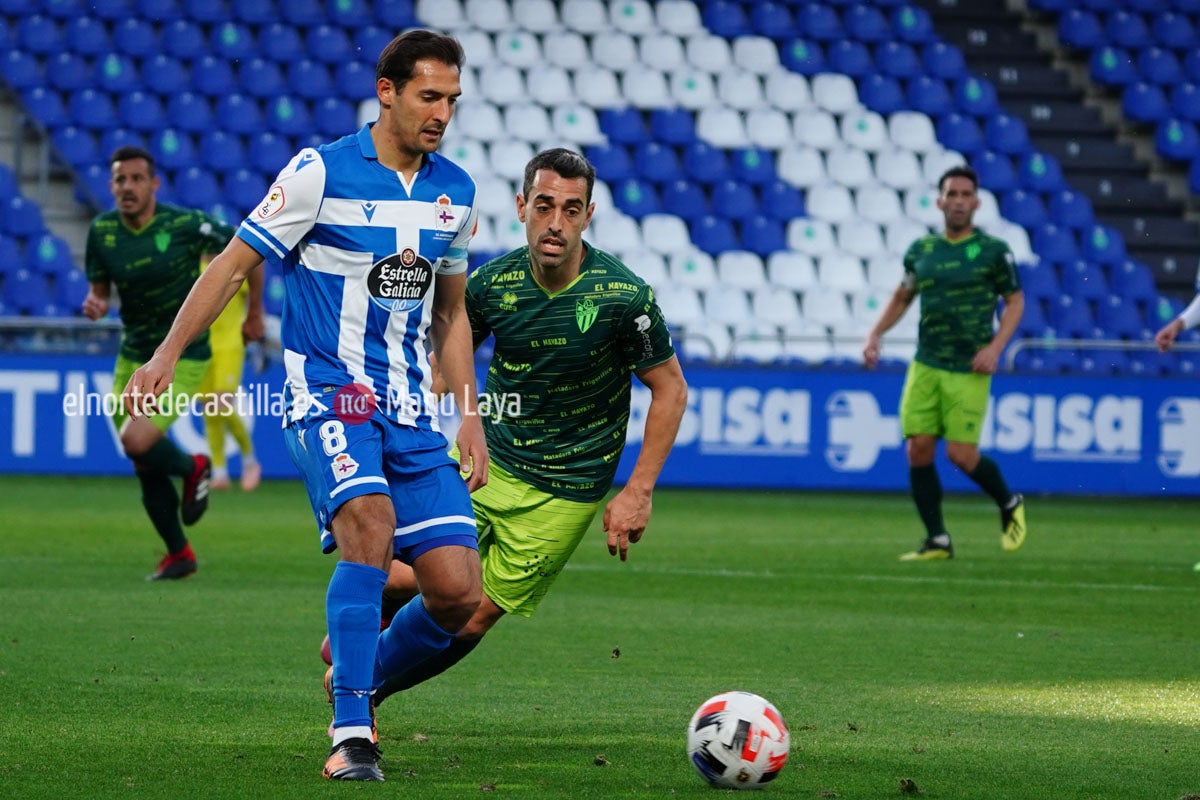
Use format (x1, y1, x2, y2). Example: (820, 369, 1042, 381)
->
(576, 297, 598, 332)
(330, 452, 359, 481)
(256, 185, 285, 220)
(434, 194, 456, 231)
(368, 249, 433, 313)
(154, 231, 171, 253)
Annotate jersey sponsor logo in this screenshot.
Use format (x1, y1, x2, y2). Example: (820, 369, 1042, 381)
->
(576, 297, 598, 332)
(330, 452, 359, 481)
(368, 249, 432, 313)
(634, 314, 651, 332)
(154, 231, 171, 253)
(361, 201, 377, 223)
(434, 194, 456, 231)
(256, 185, 285, 220)
(499, 291, 518, 311)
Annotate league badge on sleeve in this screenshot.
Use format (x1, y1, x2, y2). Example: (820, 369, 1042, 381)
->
(256, 186, 285, 220)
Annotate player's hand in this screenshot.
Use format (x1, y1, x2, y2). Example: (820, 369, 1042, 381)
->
(242, 308, 266, 343)
(602, 486, 652, 562)
(455, 414, 489, 492)
(972, 343, 1001, 375)
(81, 290, 108, 321)
(122, 356, 176, 418)
(1155, 319, 1183, 352)
(862, 333, 882, 369)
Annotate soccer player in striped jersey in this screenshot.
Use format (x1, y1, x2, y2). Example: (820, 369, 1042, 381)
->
(363, 148, 687, 707)
(124, 31, 486, 782)
(863, 165, 1027, 561)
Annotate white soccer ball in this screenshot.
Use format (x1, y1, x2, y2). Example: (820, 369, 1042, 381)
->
(686, 691, 790, 790)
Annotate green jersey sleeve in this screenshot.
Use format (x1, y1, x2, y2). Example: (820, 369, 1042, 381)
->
(618, 284, 676, 371)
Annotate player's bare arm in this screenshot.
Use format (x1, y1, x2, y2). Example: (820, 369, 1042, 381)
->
(123, 238, 263, 414)
(82, 281, 111, 320)
(431, 271, 489, 491)
(241, 256, 266, 343)
(603, 355, 687, 561)
(863, 286, 915, 369)
(973, 289, 1024, 375)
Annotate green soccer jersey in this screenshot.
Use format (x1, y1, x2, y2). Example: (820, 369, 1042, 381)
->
(85, 203, 235, 362)
(903, 229, 1021, 373)
(466, 245, 676, 502)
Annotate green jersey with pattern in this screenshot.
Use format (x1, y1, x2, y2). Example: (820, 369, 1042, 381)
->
(466, 245, 676, 502)
(85, 203, 235, 362)
(903, 229, 1021, 373)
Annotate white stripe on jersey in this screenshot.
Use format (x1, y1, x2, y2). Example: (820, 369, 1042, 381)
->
(299, 242, 376, 396)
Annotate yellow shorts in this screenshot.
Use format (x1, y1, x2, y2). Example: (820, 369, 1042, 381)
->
(111, 355, 210, 433)
(899, 359, 991, 444)
(199, 346, 245, 396)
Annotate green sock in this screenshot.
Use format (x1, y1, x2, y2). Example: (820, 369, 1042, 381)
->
(909, 465, 946, 538)
(967, 455, 1013, 507)
(137, 437, 195, 477)
(136, 468, 188, 553)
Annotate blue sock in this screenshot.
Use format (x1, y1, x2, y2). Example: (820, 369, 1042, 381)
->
(327, 561, 387, 731)
(373, 595, 456, 689)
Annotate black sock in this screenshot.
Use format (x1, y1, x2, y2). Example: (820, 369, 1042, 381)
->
(136, 437, 195, 478)
(374, 637, 481, 708)
(966, 455, 1013, 507)
(136, 468, 188, 553)
(909, 464, 946, 539)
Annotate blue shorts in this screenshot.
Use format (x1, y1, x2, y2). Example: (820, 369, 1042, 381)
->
(284, 412, 477, 562)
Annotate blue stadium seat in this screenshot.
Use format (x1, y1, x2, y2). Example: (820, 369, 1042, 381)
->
(875, 41, 922, 79)
(90, 0, 134, 20)
(633, 142, 683, 184)
(150, 128, 196, 171)
(858, 74, 906, 115)
(984, 113, 1032, 155)
(710, 179, 760, 221)
(1107, 10, 1152, 49)
(22, 86, 67, 129)
(57, 266, 89, 312)
(238, 57, 285, 100)
(142, 55, 189, 96)
(906, 76, 954, 117)
(1080, 224, 1127, 267)
(327, 0, 373, 28)
(75, 163, 111, 208)
(114, 17, 159, 58)
(649, 108, 696, 146)
(376, 0, 417, 28)
(1018, 151, 1065, 192)
(333, 60, 377, 102)
(750, 2, 798, 40)
(1109, 259, 1160, 308)
(27, 233, 74, 277)
(1095, 294, 1151, 339)
(682, 142, 731, 185)
(266, 96, 313, 137)
(1155, 118, 1200, 161)
(16, 14, 60, 55)
(660, 178, 709, 221)
(231, 0, 273, 24)
(1169, 82, 1200, 122)
(779, 39, 826, 75)
(138, 0, 183, 20)
(160, 19, 208, 61)
(1122, 81, 1170, 123)
(0, 164, 15, 202)
(1000, 188, 1047, 230)
(1137, 46, 1183, 85)
(1049, 294, 1097, 338)
(1, 50, 42, 91)
(1089, 46, 1137, 87)
(224, 168, 268, 215)
(741, 215, 788, 257)
(1078, 348, 1130, 376)
(1188, 156, 1200, 194)
(95, 53, 139, 93)
(844, 4, 892, 42)
(191, 55, 236, 97)
(599, 107, 647, 145)
(50, 125, 97, 167)
(922, 41, 967, 81)
(584, 143, 634, 182)
(307, 24, 353, 64)
(175, 166, 221, 212)
(690, 214, 739, 255)
(3, 269, 52, 316)
(210, 21, 257, 61)
(1058, 9, 1105, 49)
(760, 179, 806, 221)
(973, 150, 1018, 192)
(165, 92, 214, 134)
(827, 39, 874, 78)
(955, 77, 1000, 117)
(256, 22, 304, 63)
(246, 131, 293, 173)
(43, 52, 89, 94)
(118, 90, 167, 132)
(354, 26, 394, 63)
(1060, 259, 1109, 302)
(312, 97, 356, 137)
(0, 17, 13, 55)
(732, 148, 777, 186)
(936, 112, 985, 155)
(197, 130, 246, 173)
(215, 94, 265, 136)
(182, 0, 228, 24)
(289, 60, 334, 101)
(0, 234, 24, 273)
(1049, 189, 1096, 231)
(97, 127, 141, 161)
(1151, 10, 1196, 49)
(281, 0, 323, 26)
(798, 3, 844, 40)
(64, 16, 111, 56)
(1016, 297, 1052, 338)
(613, 178, 660, 219)
(892, 4, 935, 44)
(1018, 262, 1061, 304)
(2, 196, 45, 239)
(1034, 223, 1080, 265)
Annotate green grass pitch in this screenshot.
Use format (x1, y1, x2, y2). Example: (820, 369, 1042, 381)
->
(1, 474, 1198, 799)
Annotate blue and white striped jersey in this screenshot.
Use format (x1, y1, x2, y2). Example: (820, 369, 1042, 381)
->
(236, 124, 478, 431)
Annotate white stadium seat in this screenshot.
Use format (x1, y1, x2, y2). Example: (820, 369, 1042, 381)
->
(874, 147, 924, 190)
(777, 145, 826, 187)
(544, 31, 591, 69)
(503, 103, 553, 143)
(573, 68, 623, 108)
(512, 0, 559, 32)
(696, 107, 748, 149)
(417, 0, 464, 30)
(791, 109, 839, 150)
(825, 146, 875, 188)
(805, 183, 855, 223)
(810, 73, 860, 114)
(611, 0, 655, 33)
(731, 321, 785, 364)
(454, 101, 505, 142)
(669, 67, 717, 109)
(591, 32, 638, 68)
(855, 185, 904, 225)
(562, 0, 610, 33)
(889, 111, 938, 153)
(786, 218, 837, 256)
(817, 253, 867, 292)
(528, 66, 575, 106)
(715, 250, 767, 289)
(702, 285, 754, 326)
(685, 33, 733, 73)
(640, 32, 687, 71)
(622, 68, 672, 108)
(765, 251, 817, 290)
(479, 63, 526, 105)
(746, 108, 792, 150)
(765, 71, 811, 112)
(494, 30, 543, 69)
(716, 69, 765, 111)
(641, 213, 693, 255)
(835, 219, 887, 261)
(655, 0, 705, 35)
(464, 0, 512, 31)
(840, 109, 889, 152)
(669, 248, 718, 288)
(732, 36, 780, 75)
(551, 104, 605, 145)
(751, 286, 803, 324)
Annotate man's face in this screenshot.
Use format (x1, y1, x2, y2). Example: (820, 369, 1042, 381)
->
(378, 58, 461, 157)
(936, 175, 979, 233)
(517, 169, 594, 271)
(110, 157, 158, 221)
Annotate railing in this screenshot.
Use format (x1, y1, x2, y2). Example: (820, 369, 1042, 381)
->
(1003, 336, 1200, 371)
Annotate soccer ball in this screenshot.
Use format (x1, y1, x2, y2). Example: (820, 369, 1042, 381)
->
(686, 691, 790, 790)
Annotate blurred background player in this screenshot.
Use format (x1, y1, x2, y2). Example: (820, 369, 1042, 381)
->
(199, 255, 265, 491)
(82, 146, 234, 580)
(862, 165, 1027, 561)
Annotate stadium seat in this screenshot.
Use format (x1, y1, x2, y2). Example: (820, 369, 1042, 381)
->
(740, 216, 788, 258)
(1033, 223, 1079, 266)
(598, 108, 647, 146)
(1137, 46, 1183, 85)
(1108, 258, 1160, 308)
(689, 214, 739, 255)
(811, 73, 860, 114)
(827, 39, 875, 78)
(64, 16, 111, 56)
(0, 234, 25, 274)
(194, 129, 245, 174)
(279, 0, 324, 26)
(22, 86, 67, 129)
(682, 142, 731, 185)
(984, 113, 1032, 156)
(1049, 189, 1096, 231)
(1, 197, 44, 239)
(906, 76, 954, 117)
(766, 251, 817, 291)
(640, 214, 692, 256)
(893, 4, 935, 44)
(612, 179, 661, 219)
(1080, 224, 1127, 267)
(239, 57, 286, 100)
(889, 111, 937, 153)
(1096, 294, 1151, 340)
(710, 179, 759, 222)
(215, 94, 265, 136)
(875, 41, 922, 80)
(1057, 9, 1105, 49)
(1151, 10, 1196, 49)
(1060, 259, 1109, 303)
(1107, 10, 1152, 49)
(779, 38, 826, 75)
(1089, 46, 1138, 87)
(291, 60, 334, 100)
(118, 90, 166, 132)
(936, 113, 985, 156)
(544, 30, 590, 69)
(1048, 294, 1097, 338)
(668, 68, 717, 110)
(16, 14, 60, 55)
(1122, 81, 1170, 123)
(142, 54, 189, 96)
(150, 128, 196, 171)
(702, 0, 751, 38)
(660, 178, 710, 221)
(44, 52, 89, 93)
(2, 50, 42, 91)
(973, 150, 1018, 193)
(797, 3, 843, 40)
(922, 41, 967, 81)
(716, 69, 765, 111)
(511, 0, 558, 33)
(826, 146, 874, 188)
(750, 2, 798, 40)
(858, 75, 906, 115)
(667, 248, 718, 289)
(1018, 151, 1065, 192)
(1155, 118, 1200, 161)
(759, 179, 806, 222)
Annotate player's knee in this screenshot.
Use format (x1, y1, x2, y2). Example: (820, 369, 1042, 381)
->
(424, 584, 482, 633)
(945, 443, 979, 471)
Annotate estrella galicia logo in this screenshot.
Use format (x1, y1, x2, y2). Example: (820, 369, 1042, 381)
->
(576, 297, 598, 332)
(367, 249, 433, 313)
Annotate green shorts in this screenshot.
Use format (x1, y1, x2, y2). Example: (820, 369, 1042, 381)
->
(111, 354, 211, 433)
(471, 459, 602, 617)
(899, 360, 991, 445)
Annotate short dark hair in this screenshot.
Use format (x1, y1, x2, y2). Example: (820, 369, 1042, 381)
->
(110, 145, 156, 177)
(938, 165, 978, 193)
(375, 29, 465, 90)
(522, 148, 596, 204)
